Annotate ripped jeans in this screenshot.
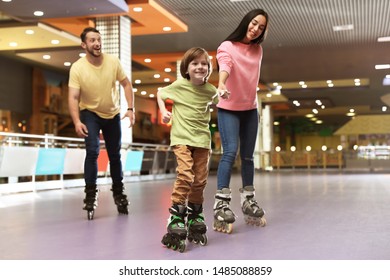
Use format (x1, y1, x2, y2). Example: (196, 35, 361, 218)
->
(216, 108, 258, 190)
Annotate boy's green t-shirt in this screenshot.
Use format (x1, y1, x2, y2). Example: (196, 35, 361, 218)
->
(159, 78, 217, 149)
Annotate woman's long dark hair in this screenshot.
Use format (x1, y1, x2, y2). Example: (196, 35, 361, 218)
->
(225, 9, 268, 45)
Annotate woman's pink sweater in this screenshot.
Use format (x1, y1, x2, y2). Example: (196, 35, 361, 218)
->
(216, 40, 263, 111)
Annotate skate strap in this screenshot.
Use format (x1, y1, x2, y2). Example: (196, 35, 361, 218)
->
(215, 194, 231, 202)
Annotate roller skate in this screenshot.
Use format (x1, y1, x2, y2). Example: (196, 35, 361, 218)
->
(111, 183, 129, 215)
(187, 202, 208, 246)
(213, 188, 236, 234)
(83, 184, 98, 220)
(240, 186, 266, 227)
(161, 204, 187, 253)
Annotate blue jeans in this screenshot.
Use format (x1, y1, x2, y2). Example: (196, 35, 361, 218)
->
(80, 110, 123, 186)
(217, 108, 258, 190)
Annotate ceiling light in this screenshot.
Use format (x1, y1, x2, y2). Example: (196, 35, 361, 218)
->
(133, 7, 143, 12)
(149, 94, 155, 98)
(141, 91, 147, 95)
(299, 81, 305, 85)
(154, 74, 160, 78)
(25, 30, 34, 35)
(266, 93, 272, 98)
(333, 24, 353, 32)
(301, 84, 307, 88)
(43, 55, 51, 60)
(382, 106, 387, 112)
(144, 58, 151, 63)
(315, 120, 323, 124)
(312, 109, 318, 114)
(79, 53, 86, 57)
(135, 79, 141, 84)
(163, 27, 172, 32)
(2, 0, 13, 2)
(326, 80, 332, 84)
(133, 88, 137, 92)
(378, 36, 390, 42)
(328, 83, 334, 87)
(375, 64, 390, 70)
(164, 68, 171, 72)
(51, 39, 60, 45)
(34, 11, 44, 17)
(305, 114, 314, 118)
(9, 42, 17, 47)
(164, 78, 170, 82)
(64, 62, 71, 67)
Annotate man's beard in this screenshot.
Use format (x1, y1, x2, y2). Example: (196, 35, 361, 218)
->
(87, 47, 101, 57)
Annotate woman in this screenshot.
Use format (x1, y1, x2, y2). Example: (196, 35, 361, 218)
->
(213, 9, 269, 233)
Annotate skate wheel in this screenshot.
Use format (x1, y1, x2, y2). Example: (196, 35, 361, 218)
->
(87, 210, 94, 220)
(225, 223, 233, 234)
(178, 240, 186, 253)
(200, 234, 208, 246)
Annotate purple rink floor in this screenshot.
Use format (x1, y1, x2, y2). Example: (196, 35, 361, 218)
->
(1, 170, 390, 260)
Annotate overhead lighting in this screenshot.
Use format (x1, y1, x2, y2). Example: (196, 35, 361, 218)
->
(164, 68, 172, 72)
(51, 39, 60, 45)
(333, 24, 353, 32)
(34, 11, 44, 17)
(133, 7, 143, 12)
(164, 78, 170, 82)
(9, 42, 17, 47)
(135, 79, 141, 84)
(43, 55, 51, 60)
(25, 29, 34, 35)
(144, 58, 151, 63)
(64, 62, 71, 67)
(375, 64, 390, 70)
(154, 74, 160, 78)
(378, 36, 390, 42)
(163, 26, 172, 32)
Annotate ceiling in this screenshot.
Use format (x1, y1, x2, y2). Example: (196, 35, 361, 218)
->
(1, 0, 390, 132)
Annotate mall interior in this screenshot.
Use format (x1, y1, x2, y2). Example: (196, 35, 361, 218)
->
(0, 0, 390, 260)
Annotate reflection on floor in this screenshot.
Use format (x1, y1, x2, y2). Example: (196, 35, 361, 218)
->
(1, 170, 390, 260)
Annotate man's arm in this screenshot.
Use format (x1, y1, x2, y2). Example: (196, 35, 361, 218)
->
(120, 77, 135, 127)
(68, 86, 88, 137)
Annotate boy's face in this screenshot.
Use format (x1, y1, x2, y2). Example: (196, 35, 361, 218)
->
(187, 55, 209, 85)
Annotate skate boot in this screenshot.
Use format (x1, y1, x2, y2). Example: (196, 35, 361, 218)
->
(161, 204, 187, 253)
(111, 183, 129, 215)
(240, 186, 266, 227)
(83, 184, 98, 220)
(213, 188, 236, 234)
(187, 202, 208, 246)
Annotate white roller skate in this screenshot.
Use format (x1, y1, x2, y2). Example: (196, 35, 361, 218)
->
(240, 186, 266, 227)
(213, 188, 236, 234)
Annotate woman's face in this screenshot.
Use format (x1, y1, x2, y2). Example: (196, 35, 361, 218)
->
(242, 14, 267, 44)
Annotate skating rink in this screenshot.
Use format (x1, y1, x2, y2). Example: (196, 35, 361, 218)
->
(1, 170, 390, 260)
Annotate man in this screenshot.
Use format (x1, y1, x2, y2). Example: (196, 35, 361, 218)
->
(68, 27, 135, 220)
